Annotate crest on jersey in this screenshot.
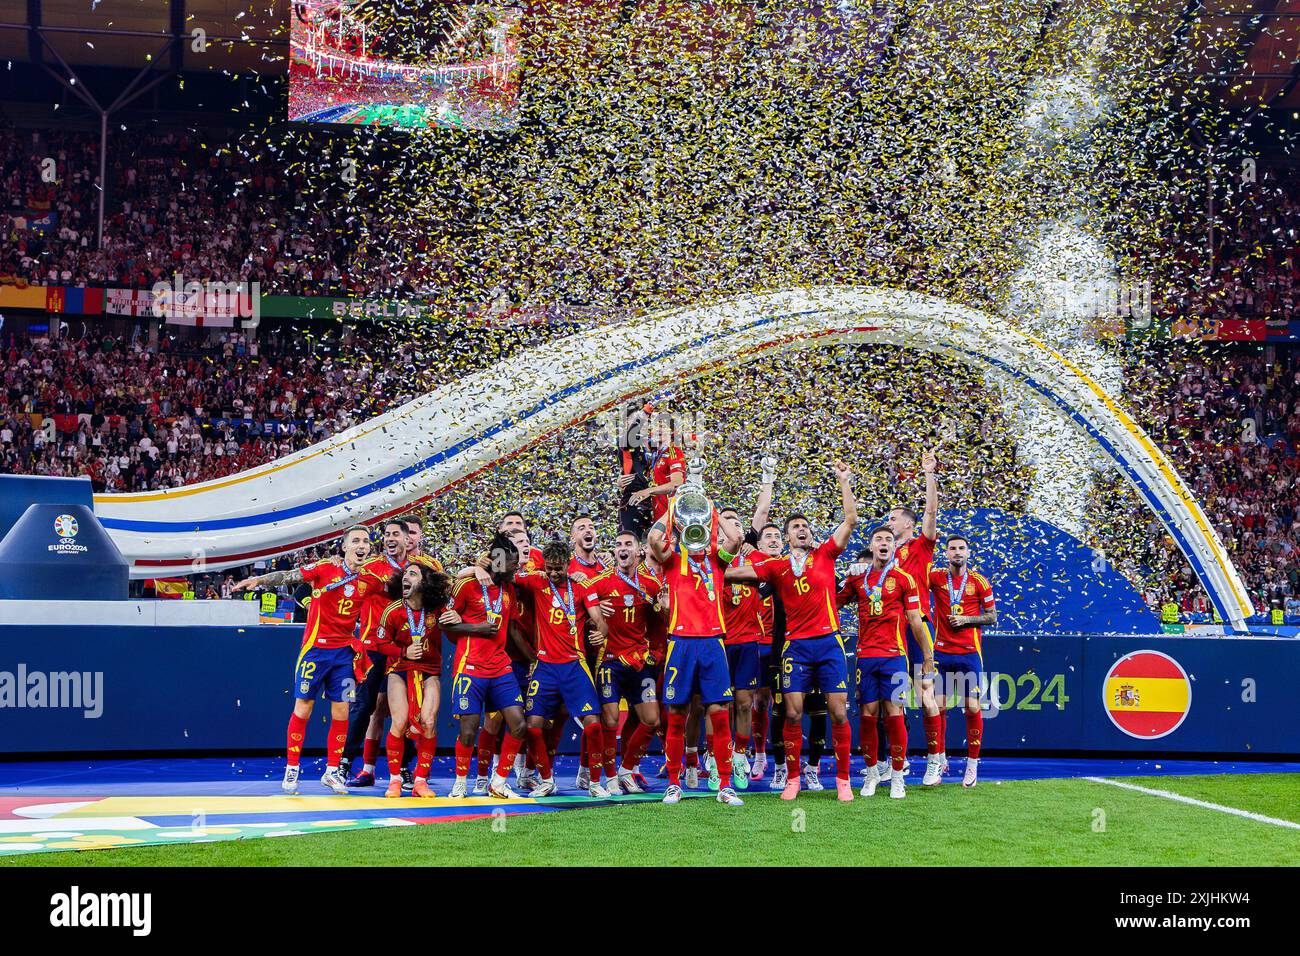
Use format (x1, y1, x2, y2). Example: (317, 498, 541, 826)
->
(965, 583, 976, 595)
(885, 579, 896, 593)
(898, 545, 909, 560)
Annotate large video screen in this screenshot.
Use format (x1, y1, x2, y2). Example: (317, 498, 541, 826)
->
(288, 1, 520, 130)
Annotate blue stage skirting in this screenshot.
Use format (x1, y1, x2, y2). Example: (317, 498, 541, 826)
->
(1, 624, 1296, 756)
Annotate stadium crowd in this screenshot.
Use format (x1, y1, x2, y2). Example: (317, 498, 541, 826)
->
(1, 126, 416, 296)
(1121, 345, 1300, 617)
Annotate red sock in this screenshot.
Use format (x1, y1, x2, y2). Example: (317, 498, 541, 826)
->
(752, 703, 768, 753)
(475, 728, 496, 777)
(527, 727, 553, 778)
(860, 716, 878, 766)
(923, 712, 942, 755)
(496, 732, 524, 778)
(602, 725, 619, 781)
(783, 722, 802, 777)
(831, 721, 852, 780)
(415, 732, 436, 779)
(621, 722, 655, 771)
(286, 713, 308, 767)
(736, 733, 751, 757)
(327, 718, 347, 769)
(966, 710, 983, 759)
(938, 709, 948, 752)
(885, 714, 908, 772)
(708, 710, 733, 790)
(386, 732, 405, 779)
(685, 748, 699, 769)
(582, 723, 604, 783)
(454, 740, 473, 778)
(543, 721, 563, 760)
(705, 729, 715, 762)
(362, 735, 381, 768)
(665, 711, 686, 786)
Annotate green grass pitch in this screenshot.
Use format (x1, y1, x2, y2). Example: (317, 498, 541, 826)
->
(6, 774, 1297, 867)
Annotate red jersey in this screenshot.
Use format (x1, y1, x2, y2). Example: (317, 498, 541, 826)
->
(642, 564, 669, 663)
(840, 564, 920, 658)
(510, 546, 545, 655)
(375, 600, 441, 674)
(722, 551, 770, 645)
(662, 545, 730, 637)
(583, 566, 662, 667)
(450, 577, 515, 679)
(649, 446, 687, 522)
(567, 553, 605, 585)
(751, 539, 844, 641)
(356, 554, 408, 651)
(928, 567, 995, 655)
(894, 533, 937, 620)
(299, 559, 374, 650)
(514, 572, 591, 664)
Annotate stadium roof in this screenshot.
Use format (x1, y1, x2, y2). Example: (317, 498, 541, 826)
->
(3, 0, 1300, 107)
(0, 0, 291, 74)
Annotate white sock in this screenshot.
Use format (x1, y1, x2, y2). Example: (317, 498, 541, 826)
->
(362, 763, 375, 774)
(967, 757, 979, 769)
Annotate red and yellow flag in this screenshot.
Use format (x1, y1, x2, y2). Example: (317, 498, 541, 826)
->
(1102, 650, 1191, 739)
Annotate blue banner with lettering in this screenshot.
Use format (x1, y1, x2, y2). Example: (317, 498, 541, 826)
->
(0, 624, 1295, 756)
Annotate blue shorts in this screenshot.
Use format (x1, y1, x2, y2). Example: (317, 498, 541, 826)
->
(781, 634, 849, 695)
(663, 638, 733, 706)
(857, 655, 910, 705)
(452, 670, 524, 717)
(510, 660, 532, 695)
(526, 659, 600, 721)
(906, 620, 933, 666)
(294, 645, 357, 703)
(596, 658, 657, 708)
(726, 643, 761, 691)
(935, 650, 983, 698)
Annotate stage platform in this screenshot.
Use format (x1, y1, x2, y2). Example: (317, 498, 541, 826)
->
(0, 755, 1295, 858)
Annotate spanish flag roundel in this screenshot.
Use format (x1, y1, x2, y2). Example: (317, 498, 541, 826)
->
(1102, 650, 1192, 740)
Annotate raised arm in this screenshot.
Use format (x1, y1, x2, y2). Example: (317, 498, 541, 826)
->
(718, 507, 744, 556)
(921, 449, 938, 542)
(646, 519, 672, 564)
(830, 459, 858, 551)
(751, 455, 777, 531)
(231, 566, 304, 592)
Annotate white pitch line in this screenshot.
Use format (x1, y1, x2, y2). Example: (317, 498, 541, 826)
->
(1085, 777, 1300, 830)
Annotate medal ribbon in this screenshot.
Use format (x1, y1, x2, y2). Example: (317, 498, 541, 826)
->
(480, 582, 504, 624)
(948, 568, 970, 613)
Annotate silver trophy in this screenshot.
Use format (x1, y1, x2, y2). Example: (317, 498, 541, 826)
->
(674, 456, 713, 554)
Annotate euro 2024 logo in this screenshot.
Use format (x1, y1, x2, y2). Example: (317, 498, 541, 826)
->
(49, 514, 89, 555)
